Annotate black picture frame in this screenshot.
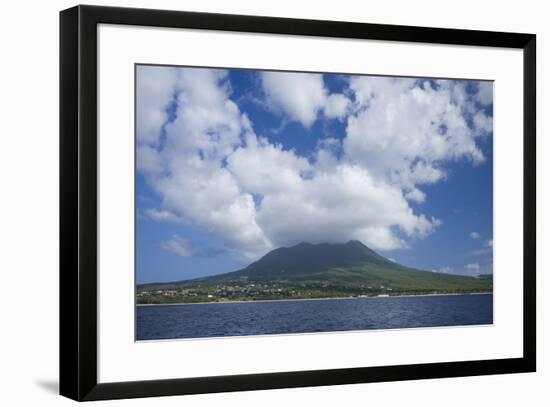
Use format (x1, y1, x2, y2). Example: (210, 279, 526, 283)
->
(60, 4, 536, 401)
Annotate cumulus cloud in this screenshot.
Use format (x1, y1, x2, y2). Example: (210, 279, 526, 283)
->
(436, 266, 453, 274)
(137, 66, 270, 259)
(161, 235, 193, 257)
(344, 77, 489, 194)
(405, 188, 426, 204)
(260, 71, 349, 127)
(470, 232, 481, 240)
(476, 81, 493, 106)
(160, 235, 223, 258)
(465, 262, 481, 275)
(324, 93, 350, 119)
(137, 66, 491, 260)
(473, 111, 493, 135)
(136, 65, 177, 146)
(147, 208, 184, 223)
(471, 238, 494, 257)
(249, 161, 439, 250)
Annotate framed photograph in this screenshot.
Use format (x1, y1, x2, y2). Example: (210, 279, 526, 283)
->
(60, 5, 536, 401)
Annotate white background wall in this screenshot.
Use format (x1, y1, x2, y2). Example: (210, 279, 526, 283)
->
(0, 0, 547, 405)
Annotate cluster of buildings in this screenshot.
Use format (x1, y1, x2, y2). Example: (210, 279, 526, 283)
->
(137, 289, 183, 297)
(137, 282, 398, 301)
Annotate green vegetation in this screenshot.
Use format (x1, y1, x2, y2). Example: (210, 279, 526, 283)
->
(137, 241, 492, 304)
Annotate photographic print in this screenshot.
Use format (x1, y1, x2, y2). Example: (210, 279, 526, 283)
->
(135, 65, 494, 341)
(60, 6, 536, 399)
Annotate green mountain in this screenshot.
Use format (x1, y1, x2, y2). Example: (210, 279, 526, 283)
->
(137, 241, 492, 303)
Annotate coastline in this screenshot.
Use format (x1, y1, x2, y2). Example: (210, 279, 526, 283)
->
(136, 291, 493, 307)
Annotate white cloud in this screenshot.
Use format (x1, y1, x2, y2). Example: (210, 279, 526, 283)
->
(227, 134, 310, 196)
(136, 65, 177, 146)
(161, 235, 193, 257)
(324, 93, 350, 120)
(405, 188, 426, 204)
(137, 67, 491, 260)
(472, 238, 494, 256)
(465, 262, 481, 275)
(251, 162, 438, 250)
(147, 208, 184, 223)
(476, 82, 493, 106)
(437, 266, 453, 274)
(344, 77, 488, 192)
(473, 111, 493, 135)
(470, 231, 481, 239)
(464, 260, 493, 276)
(137, 146, 164, 174)
(260, 71, 349, 127)
(137, 67, 271, 259)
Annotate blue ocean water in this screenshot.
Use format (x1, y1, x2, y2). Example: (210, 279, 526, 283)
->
(136, 293, 493, 340)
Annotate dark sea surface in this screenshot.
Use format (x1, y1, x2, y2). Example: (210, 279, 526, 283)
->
(136, 293, 493, 340)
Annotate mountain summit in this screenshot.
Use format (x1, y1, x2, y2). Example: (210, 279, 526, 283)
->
(189, 241, 491, 291)
(223, 240, 399, 281)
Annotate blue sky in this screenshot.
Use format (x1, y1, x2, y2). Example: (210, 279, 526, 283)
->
(136, 65, 493, 284)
